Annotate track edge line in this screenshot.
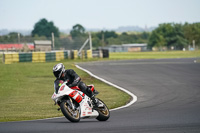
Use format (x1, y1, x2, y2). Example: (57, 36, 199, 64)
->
(75, 65, 137, 111)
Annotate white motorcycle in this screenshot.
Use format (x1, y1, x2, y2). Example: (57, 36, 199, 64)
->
(51, 80, 110, 122)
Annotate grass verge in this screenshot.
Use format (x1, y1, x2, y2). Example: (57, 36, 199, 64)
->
(110, 50, 200, 60)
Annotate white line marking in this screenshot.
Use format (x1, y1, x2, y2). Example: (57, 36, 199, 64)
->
(75, 65, 137, 111)
(4, 116, 65, 123)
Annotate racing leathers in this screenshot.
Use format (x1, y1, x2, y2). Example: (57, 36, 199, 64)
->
(54, 69, 94, 97)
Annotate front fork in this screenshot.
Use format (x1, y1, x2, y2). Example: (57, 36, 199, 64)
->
(55, 97, 76, 111)
(68, 97, 75, 111)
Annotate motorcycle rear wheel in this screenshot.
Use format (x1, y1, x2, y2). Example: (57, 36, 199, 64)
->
(60, 100, 80, 122)
(96, 98, 110, 121)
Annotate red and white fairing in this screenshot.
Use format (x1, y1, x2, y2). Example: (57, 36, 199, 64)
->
(52, 82, 99, 118)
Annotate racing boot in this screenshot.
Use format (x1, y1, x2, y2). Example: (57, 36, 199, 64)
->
(87, 87, 99, 108)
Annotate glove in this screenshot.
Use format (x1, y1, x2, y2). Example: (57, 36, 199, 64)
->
(68, 84, 73, 88)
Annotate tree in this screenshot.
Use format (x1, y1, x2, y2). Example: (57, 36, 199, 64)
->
(171, 23, 188, 49)
(95, 30, 118, 45)
(91, 30, 150, 47)
(140, 32, 150, 40)
(31, 18, 60, 37)
(183, 22, 200, 47)
(148, 23, 188, 50)
(148, 31, 165, 49)
(0, 32, 23, 43)
(96, 31, 118, 40)
(70, 24, 86, 38)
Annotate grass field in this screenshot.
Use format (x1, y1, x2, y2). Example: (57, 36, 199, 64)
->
(110, 50, 200, 60)
(0, 60, 130, 122)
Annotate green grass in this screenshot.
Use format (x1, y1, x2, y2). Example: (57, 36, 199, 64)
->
(0, 60, 130, 122)
(0, 54, 2, 62)
(110, 50, 200, 60)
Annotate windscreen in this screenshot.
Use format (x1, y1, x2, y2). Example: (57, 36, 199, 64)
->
(54, 80, 64, 94)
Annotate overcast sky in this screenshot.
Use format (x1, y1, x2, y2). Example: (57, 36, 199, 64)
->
(0, 0, 200, 30)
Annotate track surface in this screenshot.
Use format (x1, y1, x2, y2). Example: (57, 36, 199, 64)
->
(1, 58, 200, 133)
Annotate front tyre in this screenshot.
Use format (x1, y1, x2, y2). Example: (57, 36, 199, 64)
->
(96, 99, 110, 121)
(60, 100, 80, 122)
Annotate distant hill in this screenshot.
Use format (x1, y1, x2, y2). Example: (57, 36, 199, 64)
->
(115, 26, 156, 32)
(0, 29, 32, 36)
(0, 26, 156, 35)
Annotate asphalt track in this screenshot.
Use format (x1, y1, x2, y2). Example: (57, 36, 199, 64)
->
(1, 58, 200, 133)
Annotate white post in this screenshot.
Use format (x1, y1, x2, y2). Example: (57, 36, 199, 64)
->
(18, 33, 20, 44)
(193, 40, 195, 50)
(78, 39, 89, 56)
(89, 32, 92, 50)
(52, 32, 55, 50)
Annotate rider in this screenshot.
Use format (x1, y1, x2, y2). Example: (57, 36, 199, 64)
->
(53, 63, 99, 106)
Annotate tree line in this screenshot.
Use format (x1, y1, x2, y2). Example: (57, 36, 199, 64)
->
(0, 18, 199, 50)
(149, 23, 200, 50)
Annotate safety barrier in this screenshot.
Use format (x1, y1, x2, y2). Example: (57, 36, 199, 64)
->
(55, 51, 64, 61)
(32, 52, 46, 63)
(19, 53, 32, 62)
(3, 53, 19, 64)
(74, 50, 78, 59)
(45, 52, 56, 62)
(2, 50, 102, 64)
(87, 50, 92, 59)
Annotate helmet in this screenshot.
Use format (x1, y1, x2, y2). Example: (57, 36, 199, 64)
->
(53, 63, 65, 78)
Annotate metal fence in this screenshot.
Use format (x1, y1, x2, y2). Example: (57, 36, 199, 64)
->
(0, 36, 90, 52)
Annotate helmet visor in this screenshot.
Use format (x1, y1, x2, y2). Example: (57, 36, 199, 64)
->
(53, 70, 62, 78)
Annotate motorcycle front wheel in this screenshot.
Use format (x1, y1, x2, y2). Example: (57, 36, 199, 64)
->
(60, 100, 80, 122)
(96, 98, 110, 121)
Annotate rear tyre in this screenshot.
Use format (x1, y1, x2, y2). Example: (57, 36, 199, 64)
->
(60, 100, 80, 122)
(96, 99, 110, 121)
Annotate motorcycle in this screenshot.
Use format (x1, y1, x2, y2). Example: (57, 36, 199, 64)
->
(51, 80, 110, 122)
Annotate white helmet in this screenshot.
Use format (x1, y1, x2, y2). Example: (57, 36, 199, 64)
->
(53, 63, 65, 78)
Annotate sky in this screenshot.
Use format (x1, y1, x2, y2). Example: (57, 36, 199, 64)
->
(0, 0, 200, 30)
